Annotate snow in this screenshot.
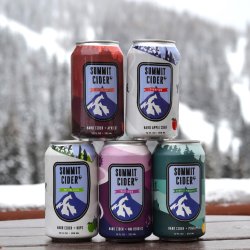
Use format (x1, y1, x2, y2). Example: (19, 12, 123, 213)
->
(85, 26, 95, 41)
(231, 137, 241, 162)
(180, 103, 241, 159)
(41, 27, 68, 45)
(0, 14, 69, 64)
(226, 36, 250, 124)
(217, 120, 233, 153)
(179, 103, 215, 145)
(0, 183, 44, 211)
(0, 180, 250, 212)
(217, 120, 241, 161)
(206, 179, 250, 204)
(226, 37, 246, 78)
(232, 77, 250, 124)
(130, 0, 250, 31)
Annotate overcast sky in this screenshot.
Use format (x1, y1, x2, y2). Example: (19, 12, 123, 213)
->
(134, 0, 250, 32)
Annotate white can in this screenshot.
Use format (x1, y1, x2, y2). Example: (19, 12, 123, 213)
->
(126, 40, 181, 139)
(45, 140, 98, 241)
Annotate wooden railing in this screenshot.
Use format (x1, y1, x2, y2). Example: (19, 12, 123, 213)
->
(1, 203, 250, 221)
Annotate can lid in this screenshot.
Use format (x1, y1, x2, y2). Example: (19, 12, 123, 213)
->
(159, 139, 201, 144)
(105, 139, 146, 145)
(133, 39, 175, 44)
(76, 40, 119, 45)
(50, 139, 91, 145)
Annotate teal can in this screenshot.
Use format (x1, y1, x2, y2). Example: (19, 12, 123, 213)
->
(153, 140, 206, 241)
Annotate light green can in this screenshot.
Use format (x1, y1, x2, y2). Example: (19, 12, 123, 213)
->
(153, 140, 206, 241)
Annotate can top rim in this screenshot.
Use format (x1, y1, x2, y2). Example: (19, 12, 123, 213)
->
(105, 139, 146, 145)
(133, 39, 175, 44)
(159, 139, 201, 144)
(76, 40, 119, 45)
(50, 139, 91, 145)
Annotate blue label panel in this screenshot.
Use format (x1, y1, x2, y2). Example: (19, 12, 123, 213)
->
(53, 162, 90, 222)
(167, 164, 201, 221)
(138, 63, 172, 121)
(109, 165, 144, 222)
(84, 63, 118, 121)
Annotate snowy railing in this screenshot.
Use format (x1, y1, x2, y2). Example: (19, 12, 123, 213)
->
(0, 179, 250, 220)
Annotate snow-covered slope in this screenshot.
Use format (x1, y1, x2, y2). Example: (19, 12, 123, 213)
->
(180, 103, 240, 158)
(0, 14, 69, 64)
(232, 77, 250, 124)
(227, 37, 250, 124)
(179, 103, 215, 145)
(180, 35, 248, 157)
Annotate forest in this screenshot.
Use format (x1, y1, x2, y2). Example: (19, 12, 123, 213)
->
(0, 0, 250, 183)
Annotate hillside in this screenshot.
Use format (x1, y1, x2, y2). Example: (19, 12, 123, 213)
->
(0, 0, 250, 183)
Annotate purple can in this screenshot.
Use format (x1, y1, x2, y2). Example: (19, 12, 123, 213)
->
(99, 140, 152, 242)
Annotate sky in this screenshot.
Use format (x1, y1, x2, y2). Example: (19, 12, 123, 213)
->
(133, 0, 250, 32)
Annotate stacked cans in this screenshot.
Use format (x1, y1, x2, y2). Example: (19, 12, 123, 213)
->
(45, 39, 206, 242)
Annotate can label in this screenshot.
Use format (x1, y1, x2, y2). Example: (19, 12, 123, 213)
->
(84, 63, 118, 121)
(53, 162, 90, 222)
(138, 63, 172, 121)
(109, 164, 144, 222)
(167, 164, 201, 221)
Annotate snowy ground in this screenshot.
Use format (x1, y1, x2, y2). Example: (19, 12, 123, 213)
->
(0, 179, 250, 211)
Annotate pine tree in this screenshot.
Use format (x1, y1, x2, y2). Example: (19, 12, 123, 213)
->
(83, 149, 88, 161)
(184, 145, 189, 155)
(78, 145, 81, 159)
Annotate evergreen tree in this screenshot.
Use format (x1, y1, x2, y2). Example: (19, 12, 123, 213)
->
(83, 149, 88, 161)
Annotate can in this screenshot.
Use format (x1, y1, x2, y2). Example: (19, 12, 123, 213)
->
(45, 140, 98, 240)
(99, 140, 152, 242)
(153, 140, 206, 241)
(126, 39, 181, 139)
(71, 40, 124, 139)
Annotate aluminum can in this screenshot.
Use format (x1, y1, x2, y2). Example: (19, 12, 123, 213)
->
(45, 140, 98, 240)
(153, 140, 206, 241)
(99, 140, 152, 242)
(71, 40, 124, 139)
(126, 39, 181, 139)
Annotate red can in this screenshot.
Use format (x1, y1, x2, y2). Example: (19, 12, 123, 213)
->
(71, 40, 124, 138)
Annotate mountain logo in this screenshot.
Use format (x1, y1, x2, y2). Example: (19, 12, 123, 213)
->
(137, 63, 173, 121)
(168, 192, 200, 221)
(139, 91, 170, 120)
(110, 193, 143, 222)
(55, 192, 88, 221)
(53, 162, 90, 222)
(86, 91, 117, 120)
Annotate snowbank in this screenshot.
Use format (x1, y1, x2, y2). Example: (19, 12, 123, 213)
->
(206, 179, 250, 204)
(0, 183, 44, 212)
(1, 179, 250, 211)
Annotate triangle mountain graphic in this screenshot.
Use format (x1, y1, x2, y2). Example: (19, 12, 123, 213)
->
(111, 193, 142, 221)
(87, 90, 116, 119)
(170, 192, 200, 220)
(55, 191, 87, 220)
(140, 90, 169, 119)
